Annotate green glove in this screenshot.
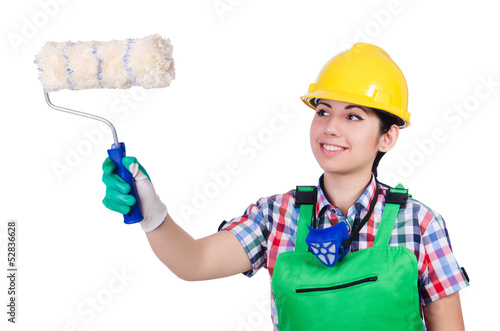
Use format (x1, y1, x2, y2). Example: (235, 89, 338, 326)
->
(102, 157, 167, 232)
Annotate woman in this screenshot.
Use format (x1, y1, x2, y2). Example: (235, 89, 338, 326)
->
(102, 43, 468, 330)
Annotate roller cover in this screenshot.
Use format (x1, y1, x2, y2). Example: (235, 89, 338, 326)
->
(35, 34, 175, 92)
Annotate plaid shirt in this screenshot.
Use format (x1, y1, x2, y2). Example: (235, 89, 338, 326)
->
(220, 175, 469, 330)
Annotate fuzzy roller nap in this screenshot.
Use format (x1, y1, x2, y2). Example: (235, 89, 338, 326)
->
(36, 34, 174, 91)
(35, 34, 175, 224)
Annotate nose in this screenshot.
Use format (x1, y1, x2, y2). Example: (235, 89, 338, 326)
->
(324, 117, 342, 136)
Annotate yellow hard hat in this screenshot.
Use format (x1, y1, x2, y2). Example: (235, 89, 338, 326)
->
(301, 43, 410, 127)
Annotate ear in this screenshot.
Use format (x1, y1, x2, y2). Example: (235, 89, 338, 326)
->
(378, 124, 400, 152)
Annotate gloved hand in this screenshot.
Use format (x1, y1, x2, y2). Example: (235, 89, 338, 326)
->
(102, 157, 167, 232)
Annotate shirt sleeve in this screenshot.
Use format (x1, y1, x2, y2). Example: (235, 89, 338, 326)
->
(418, 209, 469, 305)
(219, 199, 269, 278)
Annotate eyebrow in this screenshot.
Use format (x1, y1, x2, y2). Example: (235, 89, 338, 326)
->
(317, 102, 369, 115)
(317, 101, 331, 108)
(345, 104, 369, 115)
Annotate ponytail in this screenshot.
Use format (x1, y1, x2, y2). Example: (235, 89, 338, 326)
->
(372, 151, 386, 178)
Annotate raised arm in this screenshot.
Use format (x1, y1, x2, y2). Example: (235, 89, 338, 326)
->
(102, 157, 252, 281)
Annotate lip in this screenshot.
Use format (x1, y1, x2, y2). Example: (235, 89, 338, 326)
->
(320, 143, 348, 156)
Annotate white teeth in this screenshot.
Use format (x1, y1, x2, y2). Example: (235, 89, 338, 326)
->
(323, 144, 345, 151)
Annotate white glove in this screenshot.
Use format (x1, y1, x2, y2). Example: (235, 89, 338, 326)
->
(103, 156, 167, 232)
(124, 157, 168, 232)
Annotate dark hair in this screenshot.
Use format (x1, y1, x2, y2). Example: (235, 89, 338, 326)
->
(371, 108, 401, 177)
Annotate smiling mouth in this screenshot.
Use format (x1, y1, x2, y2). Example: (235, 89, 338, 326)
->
(321, 144, 347, 151)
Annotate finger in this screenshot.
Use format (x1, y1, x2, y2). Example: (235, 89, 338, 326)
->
(122, 156, 139, 175)
(102, 157, 116, 175)
(106, 187, 136, 206)
(122, 156, 151, 182)
(102, 173, 131, 194)
(102, 196, 131, 215)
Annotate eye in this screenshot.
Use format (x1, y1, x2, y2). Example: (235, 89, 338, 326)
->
(316, 109, 330, 117)
(347, 114, 363, 121)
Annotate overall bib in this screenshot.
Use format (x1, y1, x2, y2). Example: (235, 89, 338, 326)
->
(272, 185, 424, 330)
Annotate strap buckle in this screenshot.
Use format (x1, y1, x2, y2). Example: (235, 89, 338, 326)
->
(385, 187, 409, 205)
(295, 186, 317, 207)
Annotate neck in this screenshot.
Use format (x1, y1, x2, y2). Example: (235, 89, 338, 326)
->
(322, 171, 373, 217)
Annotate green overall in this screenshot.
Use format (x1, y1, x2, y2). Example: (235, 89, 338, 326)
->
(272, 185, 424, 330)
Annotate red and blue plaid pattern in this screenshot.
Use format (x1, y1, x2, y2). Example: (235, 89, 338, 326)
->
(221, 175, 469, 330)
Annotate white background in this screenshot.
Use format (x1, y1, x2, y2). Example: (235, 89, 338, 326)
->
(1, 0, 499, 330)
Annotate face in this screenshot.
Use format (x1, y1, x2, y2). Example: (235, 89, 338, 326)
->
(310, 99, 391, 177)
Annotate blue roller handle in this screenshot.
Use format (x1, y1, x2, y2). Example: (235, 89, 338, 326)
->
(107, 142, 144, 224)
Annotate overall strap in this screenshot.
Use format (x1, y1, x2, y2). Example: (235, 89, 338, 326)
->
(373, 184, 409, 247)
(295, 186, 317, 253)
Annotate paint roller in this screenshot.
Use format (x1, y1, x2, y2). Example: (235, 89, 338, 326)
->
(35, 34, 175, 224)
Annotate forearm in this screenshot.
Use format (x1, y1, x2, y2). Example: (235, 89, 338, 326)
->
(145, 214, 201, 280)
(145, 213, 252, 281)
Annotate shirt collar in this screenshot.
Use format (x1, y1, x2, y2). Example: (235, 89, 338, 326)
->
(315, 174, 378, 219)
